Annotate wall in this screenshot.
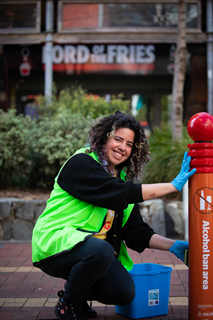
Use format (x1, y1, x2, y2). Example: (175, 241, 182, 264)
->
(0, 198, 185, 241)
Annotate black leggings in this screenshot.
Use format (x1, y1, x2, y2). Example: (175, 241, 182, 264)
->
(39, 237, 135, 306)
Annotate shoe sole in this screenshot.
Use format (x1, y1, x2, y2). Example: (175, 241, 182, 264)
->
(54, 306, 64, 320)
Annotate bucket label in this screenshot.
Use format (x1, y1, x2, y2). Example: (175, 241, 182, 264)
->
(148, 289, 159, 306)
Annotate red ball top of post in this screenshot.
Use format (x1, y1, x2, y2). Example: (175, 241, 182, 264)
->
(187, 112, 213, 142)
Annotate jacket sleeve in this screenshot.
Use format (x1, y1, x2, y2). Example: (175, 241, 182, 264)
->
(122, 203, 156, 253)
(57, 153, 143, 211)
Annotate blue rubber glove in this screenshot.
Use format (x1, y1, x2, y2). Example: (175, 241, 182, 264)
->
(171, 152, 196, 191)
(169, 240, 188, 262)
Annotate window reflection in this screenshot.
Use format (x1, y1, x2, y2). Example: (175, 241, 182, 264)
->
(61, 3, 198, 29)
(0, 4, 37, 29)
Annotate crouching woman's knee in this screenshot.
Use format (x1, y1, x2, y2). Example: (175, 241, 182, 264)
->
(91, 239, 115, 272)
(117, 278, 135, 306)
(122, 282, 135, 305)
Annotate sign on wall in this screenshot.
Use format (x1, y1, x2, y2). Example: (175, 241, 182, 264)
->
(6, 43, 186, 76)
(42, 44, 156, 75)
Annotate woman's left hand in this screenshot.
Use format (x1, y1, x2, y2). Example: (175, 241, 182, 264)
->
(169, 240, 188, 262)
(171, 152, 196, 191)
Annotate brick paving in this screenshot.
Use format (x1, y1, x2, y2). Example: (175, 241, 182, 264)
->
(0, 242, 188, 320)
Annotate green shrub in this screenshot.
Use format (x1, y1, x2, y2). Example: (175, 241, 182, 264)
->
(0, 85, 130, 189)
(2, 86, 194, 194)
(36, 85, 130, 118)
(0, 109, 36, 188)
(29, 113, 93, 189)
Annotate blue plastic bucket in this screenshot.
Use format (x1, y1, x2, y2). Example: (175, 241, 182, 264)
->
(115, 263, 172, 319)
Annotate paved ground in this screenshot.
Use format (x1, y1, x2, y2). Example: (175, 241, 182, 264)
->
(0, 242, 188, 320)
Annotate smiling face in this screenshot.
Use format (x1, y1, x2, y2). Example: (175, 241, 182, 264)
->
(104, 127, 135, 169)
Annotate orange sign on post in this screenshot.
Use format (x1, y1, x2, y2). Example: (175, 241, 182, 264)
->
(187, 112, 213, 320)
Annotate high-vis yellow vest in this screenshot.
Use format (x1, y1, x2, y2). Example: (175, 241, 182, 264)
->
(32, 148, 134, 270)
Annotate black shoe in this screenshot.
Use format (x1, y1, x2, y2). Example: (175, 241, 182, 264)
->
(64, 281, 97, 318)
(81, 300, 97, 319)
(54, 290, 87, 320)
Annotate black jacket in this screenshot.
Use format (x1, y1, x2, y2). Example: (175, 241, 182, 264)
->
(57, 153, 155, 257)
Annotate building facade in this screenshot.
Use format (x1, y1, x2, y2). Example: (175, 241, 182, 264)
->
(0, 0, 209, 124)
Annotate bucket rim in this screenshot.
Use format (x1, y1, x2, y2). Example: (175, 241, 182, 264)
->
(129, 263, 172, 276)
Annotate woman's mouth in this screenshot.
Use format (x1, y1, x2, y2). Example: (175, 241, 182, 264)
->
(113, 151, 123, 159)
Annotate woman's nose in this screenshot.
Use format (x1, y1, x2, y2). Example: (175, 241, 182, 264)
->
(118, 142, 125, 150)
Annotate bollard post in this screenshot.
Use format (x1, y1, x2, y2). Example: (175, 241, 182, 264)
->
(187, 112, 213, 320)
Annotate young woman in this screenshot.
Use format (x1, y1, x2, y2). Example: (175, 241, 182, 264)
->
(32, 111, 195, 320)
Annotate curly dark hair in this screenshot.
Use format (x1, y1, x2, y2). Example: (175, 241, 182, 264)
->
(87, 110, 150, 181)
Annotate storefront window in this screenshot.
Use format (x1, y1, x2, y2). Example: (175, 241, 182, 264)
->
(103, 3, 198, 28)
(0, 2, 40, 32)
(62, 4, 99, 29)
(59, 2, 199, 30)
